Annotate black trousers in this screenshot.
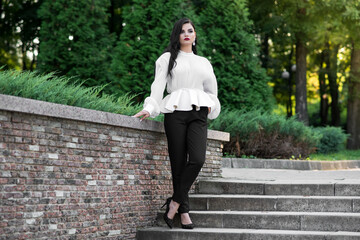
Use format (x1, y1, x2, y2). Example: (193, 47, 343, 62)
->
(164, 106, 208, 213)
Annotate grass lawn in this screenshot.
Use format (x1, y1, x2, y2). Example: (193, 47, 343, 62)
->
(309, 149, 360, 161)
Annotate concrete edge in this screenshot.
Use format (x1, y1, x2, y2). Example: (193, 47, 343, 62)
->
(0, 94, 230, 142)
(225, 158, 360, 170)
(137, 227, 360, 236)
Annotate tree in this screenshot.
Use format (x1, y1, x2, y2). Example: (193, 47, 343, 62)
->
(347, 43, 360, 149)
(198, 0, 273, 111)
(18, 0, 42, 70)
(320, 0, 360, 148)
(326, 42, 340, 126)
(317, 49, 329, 126)
(110, 0, 199, 99)
(37, 0, 115, 88)
(294, 32, 309, 125)
(0, 0, 41, 70)
(276, 0, 321, 125)
(341, 0, 360, 149)
(248, 0, 298, 117)
(310, 0, 350, 127)
(0, 0, 20, 69)
(248, 0, 316, 122)
(247, 0, 278, 70)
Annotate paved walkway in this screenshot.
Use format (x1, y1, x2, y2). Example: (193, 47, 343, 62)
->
(221, 168, 360, 183)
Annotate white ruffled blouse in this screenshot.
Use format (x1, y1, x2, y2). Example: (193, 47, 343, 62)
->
(143, 50, 221, 119)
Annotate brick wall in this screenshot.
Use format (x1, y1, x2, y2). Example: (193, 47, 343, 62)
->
(0, 94, 229, 240)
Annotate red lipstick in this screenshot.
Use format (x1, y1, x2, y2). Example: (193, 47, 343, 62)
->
(184, 38, 190, 41)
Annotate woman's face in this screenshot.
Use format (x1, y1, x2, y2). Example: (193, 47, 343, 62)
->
(179, 23, 196, 48)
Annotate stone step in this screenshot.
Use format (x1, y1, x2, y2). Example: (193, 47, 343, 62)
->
(137, 227, 360, 240)
(198, 179, 360, 196)
(222, 158, 360, 170)
(189, 194, 360, 212)
(155, 211, 360, 232)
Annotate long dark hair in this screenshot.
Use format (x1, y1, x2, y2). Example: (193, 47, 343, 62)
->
(164, 18, 197, 78)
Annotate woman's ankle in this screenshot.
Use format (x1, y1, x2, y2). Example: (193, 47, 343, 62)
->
(167, 200, 180, 219)
(180, 213, 192, 224)
(170, 200, 180, 207)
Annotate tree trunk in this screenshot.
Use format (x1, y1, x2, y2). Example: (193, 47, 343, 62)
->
(286, 71, 293, 118)
(347, 43, 360, 149)
(319, 50, 328, 126)
(295, 35, 309, 125)
(326, 43, 340, 126)
(286, 44, 294, 118)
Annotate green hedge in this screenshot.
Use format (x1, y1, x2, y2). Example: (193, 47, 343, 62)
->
(0, 69, 349, 158)
(313, 126, 348, 154)
(209, 109, 320, 159)
(0, 68, 142, 116)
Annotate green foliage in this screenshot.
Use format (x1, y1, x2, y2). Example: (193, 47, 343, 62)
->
(338, 0, 360, 44)
(37, 0, 115, 89)
(198, 0, 274, 111)
(0, 0, 41, 70)
(0, 69, 141, 116)
(110, 0, 199, 100)
(313, 126, 348, 154)
(4, 0, 274, 113)
(310, 149, 360, 161)
(209, 109, 319, 159)
(275, 0, 318, 41)
(111, 0, 273, 111)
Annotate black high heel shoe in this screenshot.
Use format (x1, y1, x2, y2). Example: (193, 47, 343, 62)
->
(181, 223, 194, 229)
(180, 213, 194, 229)
(161, 197, 173, 229)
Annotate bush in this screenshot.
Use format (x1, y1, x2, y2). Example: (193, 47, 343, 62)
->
(0, 68, 142, 116)
(313, 126, 348, 154)
(198, 0, 274, 112)
(209, 109, 320, 159)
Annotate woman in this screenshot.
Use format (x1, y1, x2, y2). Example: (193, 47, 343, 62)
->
(133, 18, 220, 229)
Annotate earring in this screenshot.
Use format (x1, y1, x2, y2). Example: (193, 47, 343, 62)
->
(193, 40, 196, 46)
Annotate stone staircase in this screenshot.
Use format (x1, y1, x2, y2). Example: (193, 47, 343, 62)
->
(137, 178, 360, 239)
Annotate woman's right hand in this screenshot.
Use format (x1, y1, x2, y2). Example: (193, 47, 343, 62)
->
(133, 110, 150, 122)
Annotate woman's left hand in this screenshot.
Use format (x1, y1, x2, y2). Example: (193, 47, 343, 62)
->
(133, 110, 150, 122)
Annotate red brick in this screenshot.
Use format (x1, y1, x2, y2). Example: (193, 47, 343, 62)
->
(0, 109, 224, 240)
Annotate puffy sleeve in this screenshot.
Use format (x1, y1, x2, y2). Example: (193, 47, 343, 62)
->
(143, 53, 169, 118)
(203, 60, 221, 119)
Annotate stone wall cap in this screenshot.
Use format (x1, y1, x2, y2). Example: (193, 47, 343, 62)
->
(0, 94, 229, 142)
